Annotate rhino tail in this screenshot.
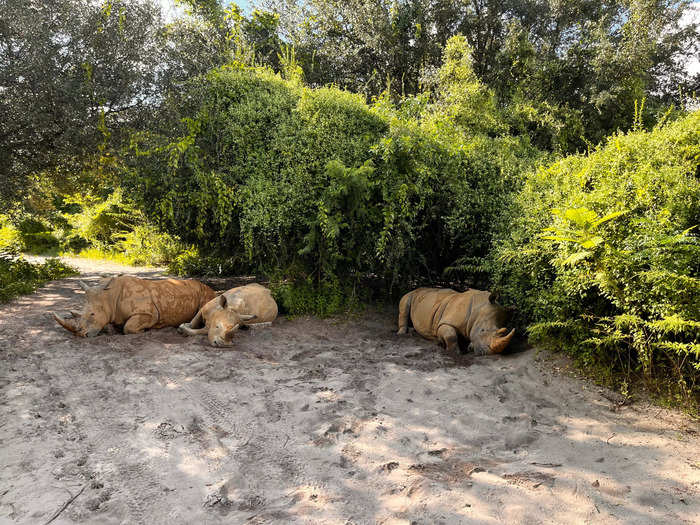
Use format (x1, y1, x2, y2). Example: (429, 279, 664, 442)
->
(397, 291, 414, 334)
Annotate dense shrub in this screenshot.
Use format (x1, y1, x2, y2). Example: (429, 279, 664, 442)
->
(0, 255, 77, 303)
(51, 190, 187, 266)
(0, 219, 23, 253)
(491, 111, 700, 405)
(168, 247, 243, 277)
(271, 279, 360, 318)
(127, 42, 543, 294)
(62, 190, 141, 248)
(0, 216, 62, 254)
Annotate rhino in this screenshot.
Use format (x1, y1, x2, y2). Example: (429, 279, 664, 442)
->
(53, 275, 216, 337)
(178, 283, 278, 347)
(397, 287, 515, 355)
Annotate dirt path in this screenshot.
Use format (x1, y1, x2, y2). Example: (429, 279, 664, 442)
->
(23, 254, 168, 278)
(0, 265, 698, 524)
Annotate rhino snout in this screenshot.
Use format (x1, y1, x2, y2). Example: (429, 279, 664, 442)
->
(489, 328, 515, 354)
(210, 337, 234, 348)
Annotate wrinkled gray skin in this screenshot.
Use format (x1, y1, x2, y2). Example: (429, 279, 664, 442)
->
(55, 281, 112, 337)
(53, 277, 215, 337)
(466, 302, 513, 355)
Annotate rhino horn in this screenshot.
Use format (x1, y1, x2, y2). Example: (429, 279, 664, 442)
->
(53, 312, 80, 335)
(78, 280, 91, 291)
(239, 314, 257, 323)
(489, 328, 515, 354)
(224, 325, 240, 339)
(70, 310, 82, 318)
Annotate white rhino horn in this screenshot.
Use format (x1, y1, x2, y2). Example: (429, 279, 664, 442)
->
(490, 328, 515, 354)
(78, 280, 90, 291)
(239, 314, 257, 322)
(53, 312, 79, 334)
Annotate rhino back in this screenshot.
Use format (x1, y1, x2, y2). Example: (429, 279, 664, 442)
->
(146, 278, 209, 327)
(408, 288, 460, 339)
(438, 290, 491, 336)
(223, 284, 277, 323)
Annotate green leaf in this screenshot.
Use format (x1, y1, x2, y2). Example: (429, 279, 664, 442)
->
(591, 210, 627, 229)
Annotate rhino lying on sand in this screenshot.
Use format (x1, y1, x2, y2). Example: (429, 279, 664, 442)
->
(53, 275, 216, 337)
(397, 287, 515, 355)
(178, 283, 278, 347)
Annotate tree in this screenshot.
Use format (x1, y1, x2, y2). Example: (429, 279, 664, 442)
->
(258, 0, 700, 147)
(0, 0, 163, 206)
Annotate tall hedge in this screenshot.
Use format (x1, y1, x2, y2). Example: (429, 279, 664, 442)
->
(127, 62, 542, 288)
(491, 111, 700, 403)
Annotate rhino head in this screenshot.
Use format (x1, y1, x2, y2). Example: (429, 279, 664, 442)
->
(53, 279, 114, 337)
(207, 294, 257, 347)
(467, 292, 515, 356)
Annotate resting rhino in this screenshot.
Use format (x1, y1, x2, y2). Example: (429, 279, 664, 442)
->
(53, 275, 216, 337)
(178, 283, 278, 347)
(397, 287, 515, 355)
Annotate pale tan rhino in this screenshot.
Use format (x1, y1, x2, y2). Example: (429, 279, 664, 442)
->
(397, 287, 515, 355)
(53, 275, 216, 337)
(178, 283, 278, 347)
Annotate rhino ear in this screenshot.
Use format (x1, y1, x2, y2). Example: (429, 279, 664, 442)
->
(101, 277, 115, 290)
(488, 291, 500, 304)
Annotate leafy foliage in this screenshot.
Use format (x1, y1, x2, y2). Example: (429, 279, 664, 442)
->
(0, 0, 164, 206)
(2, 0, 698, 407)
(262, 0, 699, 148)
(491, 111, 700, 405)
(127, 43, 542, 294)
(0, 255, 77, 303)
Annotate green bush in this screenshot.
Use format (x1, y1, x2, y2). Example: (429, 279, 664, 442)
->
(6, 217, 60, 254)
(491, 111, 700, 406)
(0, 220, 23, 253)
(271, 279, 361, 318)
(115, 224, 186, 266)
(127, 48, 542, 295)
(0, 255, 77, 303)
(168, 247, 243, 277)
(62, 189, 141, 248)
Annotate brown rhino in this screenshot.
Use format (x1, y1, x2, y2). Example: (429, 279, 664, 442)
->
(178, 283, 278, 347)
(53, 275, 216, 337)
(397, 287, 515, 355)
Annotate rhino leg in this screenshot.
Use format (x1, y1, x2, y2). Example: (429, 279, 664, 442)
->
(123, 314, 155, 335)
(397, 292, 414, 335)
(436, 324, 459, 353)
(188, 310, 205, 329)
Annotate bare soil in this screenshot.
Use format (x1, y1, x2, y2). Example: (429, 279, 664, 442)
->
(1, 260, 698, 524)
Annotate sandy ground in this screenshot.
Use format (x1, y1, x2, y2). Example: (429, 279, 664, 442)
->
(1, 259, 699, 525)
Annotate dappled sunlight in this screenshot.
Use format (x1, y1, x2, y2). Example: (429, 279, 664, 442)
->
(2, 279, 698, 523)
